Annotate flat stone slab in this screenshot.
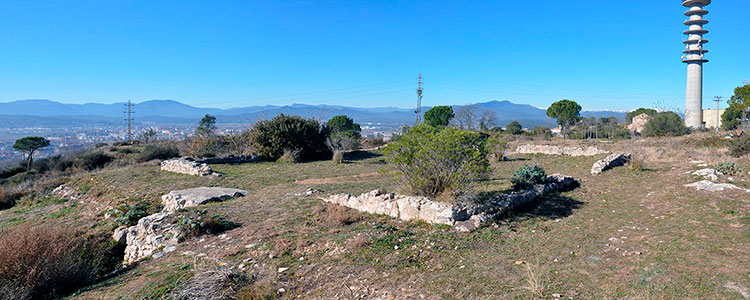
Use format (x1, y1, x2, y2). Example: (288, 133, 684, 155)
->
(321, 174, 578, 232)
(685, 180, 749, 192)
(161, 157, 220, 177)
(162, 187, 248, 212)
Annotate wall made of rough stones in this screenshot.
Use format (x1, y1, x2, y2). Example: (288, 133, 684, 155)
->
(515, 145, 608, 157)
(160, 157, 218, 177)
(321, 174, 577, 232)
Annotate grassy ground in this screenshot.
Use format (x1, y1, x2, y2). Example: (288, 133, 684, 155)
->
(2, 137, 749, 299)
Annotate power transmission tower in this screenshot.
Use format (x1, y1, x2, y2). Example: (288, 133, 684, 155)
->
(744, 78, 749, 86)
(415, 73, 423, 125)
(124, 100, 135, 143)
(713, 96, 722, 132)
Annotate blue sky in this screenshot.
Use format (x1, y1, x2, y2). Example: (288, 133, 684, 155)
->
(0, 1, 748, 111)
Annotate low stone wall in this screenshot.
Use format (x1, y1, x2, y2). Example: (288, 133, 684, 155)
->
(515, 144, 608, 157)
(591, 152, 631, 175)
(198, 155, 262, 164)
(161, 157, 219, 177)
(321, 174, 577, 232)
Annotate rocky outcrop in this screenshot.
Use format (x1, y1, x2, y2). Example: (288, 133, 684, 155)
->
(515, 145, 608, 157)
(124, 212, 182, 264)
(591, 152, 632, 175)
(321, 174, 578, 232)
(162, 187, 248, 212)
(627, 113, 650, 134)
(685, 180, 750, 192)
(161, 157, 220, 177)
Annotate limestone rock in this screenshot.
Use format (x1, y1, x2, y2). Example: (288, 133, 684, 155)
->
(692, 168, 720, 181)
(515, 144, 608, 157)
(52, 184, 80, 201)
(627, 113, 650, 134)
(162, 187, 248, 212)
(685, 180, 750, 192)
(124, 212, 183, 264)
(112, 226, 128, 244)
(161, 157, 220, 177)
(591, 152, 632, 175)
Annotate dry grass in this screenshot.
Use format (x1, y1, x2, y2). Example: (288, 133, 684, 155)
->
(522, 261, 546, 298)
(0, 224, 101, 300)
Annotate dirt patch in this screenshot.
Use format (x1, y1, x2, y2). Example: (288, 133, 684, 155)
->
(295, 172, 381, 185)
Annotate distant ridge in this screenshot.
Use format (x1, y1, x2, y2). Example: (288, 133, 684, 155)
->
(0, 99, 626, 128)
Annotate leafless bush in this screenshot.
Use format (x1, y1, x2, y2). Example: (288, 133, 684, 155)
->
(171, 269, 248, 300)
(326, 135, 359, 164)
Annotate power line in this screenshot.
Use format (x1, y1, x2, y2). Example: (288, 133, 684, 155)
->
(124, 100, 135, 142)
(416, 73, 423, 125)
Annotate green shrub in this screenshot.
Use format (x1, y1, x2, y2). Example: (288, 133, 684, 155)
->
(643, 112, 688, 137)
(110, 201, 154, 227)
(510, 164, 547, 190)
(138, 144, 180, 162)
(75, 152, 113, 171)
(383, 124, 491, 199)
(715, 162, 741, 175)
(0, 166, 25, 179)
(94, 142, 108, 148)
(250, 114, 329, 161)
(506, 121, 523, 135)
(729, 136, 750, 158)
(176, 210, 239, 238)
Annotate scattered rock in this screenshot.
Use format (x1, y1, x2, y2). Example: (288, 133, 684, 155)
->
(51, 184, 81, 201)
(692, 168, 721, 181)
(724, 282, 750, 300)
(295, 188, 321, 197)
(515, 144, 609, 157)
(161, 157, 221, 177)
(591, 152, 631, 175)
(685, 180, 750, 192)
(321, 174, 578, 232)
(161, 187, 248, 212)
(277, 267, 289, 273)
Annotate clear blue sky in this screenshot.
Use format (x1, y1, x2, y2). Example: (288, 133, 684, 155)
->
(0, 1, 748, 111)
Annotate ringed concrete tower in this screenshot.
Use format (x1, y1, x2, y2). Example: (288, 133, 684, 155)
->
(682, 0, 711, 128)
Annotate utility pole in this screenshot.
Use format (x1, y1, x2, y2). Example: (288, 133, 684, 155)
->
(415, 73, 423, 125)
(124, 100, 135, 143)
(713, 96, 722, 132)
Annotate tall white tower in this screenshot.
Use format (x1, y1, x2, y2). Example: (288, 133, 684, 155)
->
(682, 0, 710, 128)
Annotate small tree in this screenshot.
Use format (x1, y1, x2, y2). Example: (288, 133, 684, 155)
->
(643, 111, 687, 137)
(626, 108, 657, 124)
(325, 115, 361, 139)
(13, 137, 51, 170)
(424, 106, 454, 127)
(546, 99, 582, 138)
(506, 121, 523, 135)
(722, 106, 743, 131)
(728, 84, 750, 128)
(196, 114, 217, 137)
(137, 128, 157, 144)
(478, 109, 498, 131)
(454, 105, 478, 130)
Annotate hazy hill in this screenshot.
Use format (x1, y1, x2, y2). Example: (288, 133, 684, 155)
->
(0, 99, 626, 128)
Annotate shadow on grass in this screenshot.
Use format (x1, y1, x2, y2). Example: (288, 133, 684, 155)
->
(505, 193, 584, 222)
(344, 150, 383, 161)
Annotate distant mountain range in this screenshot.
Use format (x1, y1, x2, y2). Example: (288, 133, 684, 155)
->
(0, 99, 626, 128)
